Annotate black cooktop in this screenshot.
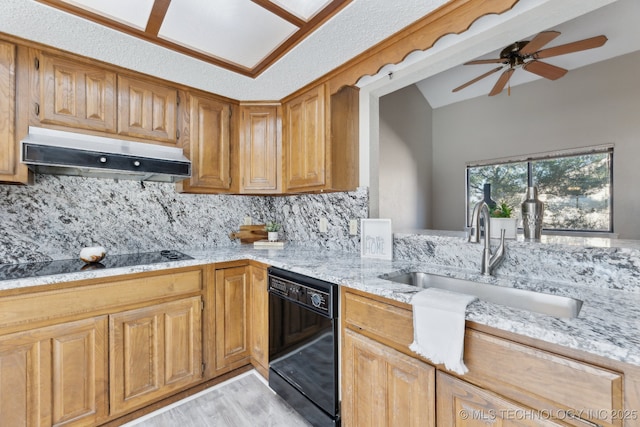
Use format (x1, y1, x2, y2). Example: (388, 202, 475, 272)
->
(0, 250, 194, 281)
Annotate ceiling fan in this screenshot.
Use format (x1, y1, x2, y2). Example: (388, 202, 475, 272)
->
(452, 31, 607, 96)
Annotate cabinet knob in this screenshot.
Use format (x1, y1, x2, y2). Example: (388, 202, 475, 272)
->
(133, 160, 141, 167)
(99, 157, 107, 163)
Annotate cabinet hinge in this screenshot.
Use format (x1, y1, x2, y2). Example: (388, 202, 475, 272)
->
(176, 93, 180, 106)
(229, 108, 232, 118)
(201, 300, 204, 310)
(34, 57, 39, 70)
(34, 103, 40, 116)
(202, 363, 206, 374)
(176, 128, 180, 139)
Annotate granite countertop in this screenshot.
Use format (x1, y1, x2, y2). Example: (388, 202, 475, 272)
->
(1, 245, 639, 368)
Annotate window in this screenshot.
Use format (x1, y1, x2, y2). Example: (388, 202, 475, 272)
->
(466, 146, 613, 233)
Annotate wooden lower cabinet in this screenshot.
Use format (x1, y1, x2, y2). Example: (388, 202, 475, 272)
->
(437, 371, 565, 426)
(109, 297, 202, 416)
(214, 266, 250, 374)
(342, 288, 635, 427)
(249, 264, 269, 377)
(342, 328, 435, 427)
(0, 316, 108, 427)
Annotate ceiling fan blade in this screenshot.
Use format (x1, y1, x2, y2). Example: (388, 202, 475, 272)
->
(523, 60, 568, 80)
(519, 31, 561, 56)
(464, 58, 507, 65)
(488, 68, 515, 96)
(452, 66, 503, 92)
(535, 35, 607, 59)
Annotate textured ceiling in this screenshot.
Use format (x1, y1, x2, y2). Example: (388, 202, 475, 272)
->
(0, 0, 629, 102)
(0, 0, 449, 100)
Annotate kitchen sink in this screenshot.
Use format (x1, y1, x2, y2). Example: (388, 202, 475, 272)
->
(382, 271, 583, 318)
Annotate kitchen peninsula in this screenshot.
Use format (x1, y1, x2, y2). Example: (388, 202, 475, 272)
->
(1, 239, 639, 426)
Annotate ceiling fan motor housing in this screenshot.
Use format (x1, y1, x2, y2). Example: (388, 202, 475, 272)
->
(500, 41, 530, 67)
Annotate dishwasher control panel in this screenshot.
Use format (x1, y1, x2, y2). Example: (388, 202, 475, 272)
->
(267, 268, 338, 317)
(269, 276, 330, 314)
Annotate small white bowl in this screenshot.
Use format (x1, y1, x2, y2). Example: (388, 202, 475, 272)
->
(80, 246, 106, 263)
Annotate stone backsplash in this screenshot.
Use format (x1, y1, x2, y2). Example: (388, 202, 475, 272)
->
(394, 231, 640, 293)
(0, 174, 368, 264)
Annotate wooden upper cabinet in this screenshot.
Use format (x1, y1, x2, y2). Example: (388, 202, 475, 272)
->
(0, 41, 16, 180)
(117, 75, 177, 144)
(177, 92, 233, 193)
(239, 104, 280, 193)
(284, 84, 326, 191)
(329, 85, 359, 191)
(283, 83, 359, 193)
(38, 52, 116, 133)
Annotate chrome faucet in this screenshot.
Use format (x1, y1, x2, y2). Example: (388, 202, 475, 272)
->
(468, 201, 506, 275)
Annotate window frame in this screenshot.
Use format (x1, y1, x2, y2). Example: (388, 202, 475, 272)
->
(465, 145, 614, 234)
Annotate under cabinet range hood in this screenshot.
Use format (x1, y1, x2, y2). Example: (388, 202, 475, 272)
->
(21, 127, 191, 183)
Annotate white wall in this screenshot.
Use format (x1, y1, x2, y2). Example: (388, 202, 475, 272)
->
(431, 51, 640, 238)
(379, 85, 433, 230)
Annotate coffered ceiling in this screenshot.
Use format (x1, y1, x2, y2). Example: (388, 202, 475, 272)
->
(36, 0, 351, 76)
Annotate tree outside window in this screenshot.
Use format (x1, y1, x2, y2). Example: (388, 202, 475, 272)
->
(467, 149, 612, 232)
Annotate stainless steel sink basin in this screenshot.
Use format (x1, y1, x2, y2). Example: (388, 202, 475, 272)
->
(383, 271, 583, 318)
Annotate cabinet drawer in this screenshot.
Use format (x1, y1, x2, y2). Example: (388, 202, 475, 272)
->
(343, 290, 413, 348)
(463, 330, 623, 427)
(0, 268, 202, 330)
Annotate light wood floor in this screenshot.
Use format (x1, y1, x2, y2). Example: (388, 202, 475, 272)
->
(123, 371, 312, 427)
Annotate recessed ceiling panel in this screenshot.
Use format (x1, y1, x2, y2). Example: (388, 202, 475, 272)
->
(269, 0, 332, 21)
(159, 0, 297, 69)
(59, 0, 154, 29)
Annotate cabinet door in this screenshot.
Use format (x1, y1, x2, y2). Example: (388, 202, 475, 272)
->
(249, 265, 269, 376)
(0, 41, 16, 179)
(177, 92, 233, 193)
(0, 316, 108, 427)
(39, 53, 116, 132)
(284, 84, 326, 191)
(117, 75, 177, 144)
(215, 266, 250, 373)
(437, 371, 566, 426)
(240, 105, 279, 193)
(343, 329, 435, 427)
(109, 297, 202, 415)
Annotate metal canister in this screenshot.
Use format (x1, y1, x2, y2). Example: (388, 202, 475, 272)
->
(521, 186, 544, 240)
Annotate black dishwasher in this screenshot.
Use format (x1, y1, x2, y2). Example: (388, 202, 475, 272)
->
(268, 267, 340, 427)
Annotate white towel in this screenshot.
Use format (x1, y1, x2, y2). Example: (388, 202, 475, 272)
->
(409, 287, 478, 375)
